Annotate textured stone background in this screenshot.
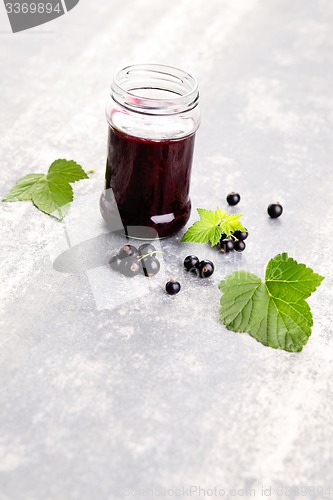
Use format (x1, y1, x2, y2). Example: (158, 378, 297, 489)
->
(1, 1, 333, 499)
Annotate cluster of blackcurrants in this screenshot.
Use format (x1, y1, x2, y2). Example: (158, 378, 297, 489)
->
(184, 255, 215, 278)
(109, 243, 183, 296)
(165, 256, 215, 296)
(227, 192, 283, 218)
(219, 229, 248, 254)
(109, 244, 161, 278)
(165, 256, 215, 295)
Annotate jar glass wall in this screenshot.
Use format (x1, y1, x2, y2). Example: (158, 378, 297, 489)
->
(100, 64, 200, 239)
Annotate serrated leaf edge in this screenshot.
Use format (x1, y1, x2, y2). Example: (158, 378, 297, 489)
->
(219, 254, 324, 352)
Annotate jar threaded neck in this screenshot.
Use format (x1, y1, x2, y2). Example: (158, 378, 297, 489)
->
(111, 64, 199, 116)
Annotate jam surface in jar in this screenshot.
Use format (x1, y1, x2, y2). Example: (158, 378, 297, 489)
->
(101, 127, 195, 238)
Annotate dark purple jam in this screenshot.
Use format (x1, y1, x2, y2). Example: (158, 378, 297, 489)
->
(100, 127, 195, 238)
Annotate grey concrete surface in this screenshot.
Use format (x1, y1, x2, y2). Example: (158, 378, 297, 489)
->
(1, 1, 333, 499)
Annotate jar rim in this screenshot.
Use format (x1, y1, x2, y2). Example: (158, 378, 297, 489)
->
(111, 64, 199, 115)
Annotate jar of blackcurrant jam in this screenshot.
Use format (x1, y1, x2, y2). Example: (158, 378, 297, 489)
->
(100, 64, 200, 239)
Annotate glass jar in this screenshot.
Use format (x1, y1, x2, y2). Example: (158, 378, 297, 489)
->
(100, 64, 200, 239)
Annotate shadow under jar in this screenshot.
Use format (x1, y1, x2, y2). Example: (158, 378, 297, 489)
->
(100, 64, 200, 239)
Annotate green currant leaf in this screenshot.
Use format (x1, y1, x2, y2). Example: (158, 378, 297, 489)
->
(209, 225, 224, 246)
(181, 207, 246, 246)
(48, 159, 88, 183)
(219, 213, 246, 237)
(196, 208, 220, 225)
(181, 220, 223, 244)
(215, 207, 226, 220)
(219, 253, 324, 352)
(265, 252, 324, 301)
(2, 159, 89, 220)
(31, 176, 73, 220)
(2, 174, 45, 201)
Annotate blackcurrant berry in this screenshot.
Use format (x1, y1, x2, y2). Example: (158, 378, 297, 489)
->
(267, 203, 283, 218)
(184, 255, 199, 272)
(165, 280, 181, 295)
(118, 244, 138, 259)
(109, 254, 122, 271)
(119, 257, 141, 277)
(233, 230, 248, 241)
(226, 192, 241, 206)
(219, 239, 234, 253)
(219, 233, 227, 243)
(234, 240, 246, 252)
(142, 257, 160, 277)
(197, 260, 214, 278)
(138, 243, 156, 257)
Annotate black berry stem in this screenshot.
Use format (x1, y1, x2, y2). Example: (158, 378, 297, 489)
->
(137, 250, 164, 261)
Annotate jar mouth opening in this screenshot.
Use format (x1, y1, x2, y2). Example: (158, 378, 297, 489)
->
(111, 64, 199, 115)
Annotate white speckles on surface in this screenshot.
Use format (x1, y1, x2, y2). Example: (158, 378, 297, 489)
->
(0, 442, 26, 473)
(1, 0, 333, 499)
(239, 77, 301, 133)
